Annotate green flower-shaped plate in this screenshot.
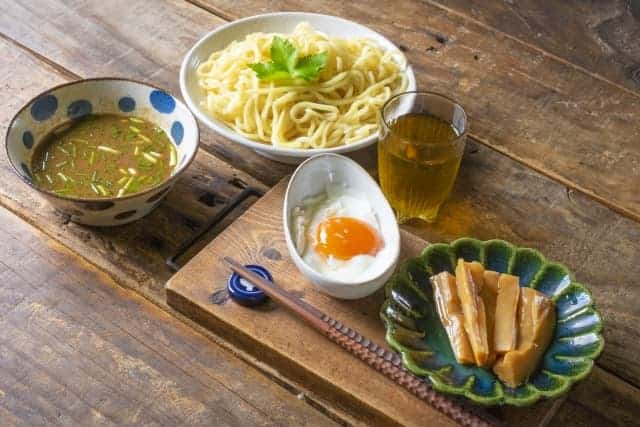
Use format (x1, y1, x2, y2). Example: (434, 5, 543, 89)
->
(380, 238, 604, 407)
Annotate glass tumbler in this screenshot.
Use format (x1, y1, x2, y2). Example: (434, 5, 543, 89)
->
(378, 91, 468, 223)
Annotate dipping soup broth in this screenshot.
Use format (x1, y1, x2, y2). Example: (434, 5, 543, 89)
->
(31, 114, 177, 198)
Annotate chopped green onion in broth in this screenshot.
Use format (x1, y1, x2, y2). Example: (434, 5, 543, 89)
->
(31, 114, 176, 198)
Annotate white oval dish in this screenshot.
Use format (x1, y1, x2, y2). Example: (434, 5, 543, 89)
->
(283, 154, 400, 299)
(180, 12, 416, 164)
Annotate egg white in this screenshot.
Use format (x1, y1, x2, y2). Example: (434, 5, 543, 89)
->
(295, 183, 385, 282)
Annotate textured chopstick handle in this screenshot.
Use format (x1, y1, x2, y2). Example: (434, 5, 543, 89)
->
(321, 315, 496, 427)
(321, 314, 403, 365)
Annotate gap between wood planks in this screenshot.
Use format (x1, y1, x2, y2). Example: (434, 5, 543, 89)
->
(0, 32, 78, 80)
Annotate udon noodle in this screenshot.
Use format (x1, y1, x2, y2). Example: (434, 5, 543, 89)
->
(196, 23, 408, 149)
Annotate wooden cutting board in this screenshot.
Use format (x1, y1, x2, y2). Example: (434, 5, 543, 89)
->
(166, 178, 563, 426)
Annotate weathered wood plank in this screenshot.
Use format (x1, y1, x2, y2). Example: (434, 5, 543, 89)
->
(437, 0, 640, 93)
(549, 368, 640, 427)
(166, 179, 562, 426)
(189, 0, 640, 220)
(0, 0, 290, 186)
(1, 1, 639, 423)
(0, 0, 639, 391)
(0, 34, 266, 303)
(0, 206, 338, 427)
(0, 34, 354, 426)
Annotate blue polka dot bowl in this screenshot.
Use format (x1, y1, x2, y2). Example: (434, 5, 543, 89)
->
(5, 78, 199, 226)
(381, 238, 604, 406)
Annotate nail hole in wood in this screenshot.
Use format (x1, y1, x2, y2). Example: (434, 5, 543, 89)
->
(144, 234, 166, 251)
(210, 289, 229, 305)
(435, 34, 448, 44)
(228, 177, 248, 189)
(261, 247, 282, 260)
(198, 192, 222, 207)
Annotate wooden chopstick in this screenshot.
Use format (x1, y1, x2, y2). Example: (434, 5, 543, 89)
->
(224, 257, 500, 427)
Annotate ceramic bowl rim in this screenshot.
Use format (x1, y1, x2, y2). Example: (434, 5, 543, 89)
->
(283, 153, 401, 287)
(179, 11, 416, 158)
(5, 77, 200, 203)
(380, 90, 470, 147)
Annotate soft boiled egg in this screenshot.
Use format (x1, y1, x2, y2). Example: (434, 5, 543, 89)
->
(284, 154, 400, 299)
(292, 183, 385, 281)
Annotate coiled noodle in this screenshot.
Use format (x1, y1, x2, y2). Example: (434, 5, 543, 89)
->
(196, 23, 408, 149)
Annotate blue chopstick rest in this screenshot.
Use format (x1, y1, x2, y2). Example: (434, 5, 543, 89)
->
(227, 264, 270, 306)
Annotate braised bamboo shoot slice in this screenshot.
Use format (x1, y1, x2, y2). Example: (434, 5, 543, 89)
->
(481, 270, 500, 364)
(483, 270, 500, 294)
(493, 288, 555, 387)
(466, 261, 485, 291)
(455, 259, 490, 366)
(430, 271, 475, 364)
(494, 274, 520, 353)
(479, 276, 498, 366)
(466, 261, 497, 365)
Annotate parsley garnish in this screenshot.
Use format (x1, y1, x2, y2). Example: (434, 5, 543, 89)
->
(248, 36, 327, 82)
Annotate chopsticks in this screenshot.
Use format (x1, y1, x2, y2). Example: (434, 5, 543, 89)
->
(224, 257, 500, 427)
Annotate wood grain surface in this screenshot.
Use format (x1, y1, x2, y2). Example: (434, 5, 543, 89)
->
(1, 1, 639, 390)
(167, 180, 640, 427)
(3, 0, 640, 220)
(0, 25, 352, 427)
(0, 0, 639, 425)
(0, 35, 267, 303)
(0, 0, 290, 186)
(191, 0, 640, 221)
(440, 0, 640, 92)
(0, 206, 336, 426)
(166, 181, 539, 426)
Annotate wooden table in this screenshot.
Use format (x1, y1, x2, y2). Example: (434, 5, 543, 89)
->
(1, 1, 639, 425)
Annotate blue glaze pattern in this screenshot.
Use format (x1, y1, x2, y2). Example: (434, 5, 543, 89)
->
(118, 96, 136, 112)
(381, 238, 604, 406)
(114, 210, 137, 220)
(67, 99, 93, 119)
(171, 121, 184, 145)
(22, 131, 34, 149)
(150, 90, 175, 113)
(20, 163, 31, 180)
(31, 94, 58, 121)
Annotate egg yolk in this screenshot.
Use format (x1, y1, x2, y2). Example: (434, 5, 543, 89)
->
(314, 216, 383, 260)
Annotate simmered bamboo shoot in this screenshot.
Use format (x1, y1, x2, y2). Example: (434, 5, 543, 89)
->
(431, 271, 475, 364)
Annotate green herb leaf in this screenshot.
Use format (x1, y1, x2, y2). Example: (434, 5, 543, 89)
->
(247, 62, 290, 81)
(292, 52, 328, 81)
(248, 36, 327, 82)
(270, 37, 297, 71)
